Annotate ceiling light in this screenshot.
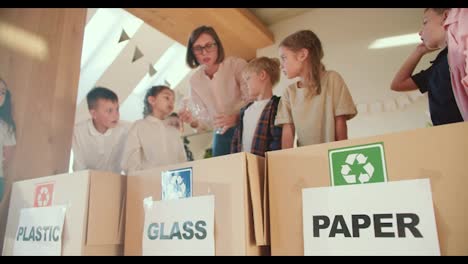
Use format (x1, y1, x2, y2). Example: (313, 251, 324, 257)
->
(369, 33, 420, 49)
(0, 21, 48, 61)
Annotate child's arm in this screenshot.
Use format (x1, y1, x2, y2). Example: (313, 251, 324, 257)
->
(72, 149, 86, 172)
(335, 115, 348, 141)
(332, 71, 357, 137)
(121, 125, 143, 174)
(281, 123, 295, 149)
(269, 99, 283, 151)
(391, 43, 435, 92)
(72, 134, 86, 172)
(275, 90, 293, 149)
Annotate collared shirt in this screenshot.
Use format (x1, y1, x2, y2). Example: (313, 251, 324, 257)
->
(121, 115, 186, 175)
(444, 8, 468, 120)
(412, 48, 463, 125)
(231, 95, 282, 157)
(189, 56, 248, 129)
(72, 119, 131, 174)
(0, 120, 16, 176)
(275, 70, 357, 147)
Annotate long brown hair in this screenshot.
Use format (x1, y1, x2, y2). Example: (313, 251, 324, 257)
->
(280, 30, 324, 96)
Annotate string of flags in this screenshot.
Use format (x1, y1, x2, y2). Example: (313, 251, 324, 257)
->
(132, 46, 143, 63)
(118, 29, 130, 43)
(355, 92, 426, 115)
(118, 28, 161, 79)
(149, 64, 157, 77)
(118, 27, 422, 112)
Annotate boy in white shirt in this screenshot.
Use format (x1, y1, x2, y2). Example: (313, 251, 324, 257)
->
(231, 57, 283, 157)
(72, 87, 131, 174)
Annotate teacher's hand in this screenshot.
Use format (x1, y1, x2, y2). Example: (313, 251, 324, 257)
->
(214, 113, 238, 135)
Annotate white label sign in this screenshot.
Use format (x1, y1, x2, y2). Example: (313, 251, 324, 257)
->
(13, 205, 67, 256)
(142, 195, 215, 256)
(302, 179, 440, 255)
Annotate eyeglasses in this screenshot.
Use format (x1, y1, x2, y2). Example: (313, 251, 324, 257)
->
(192, 42, 217, 55)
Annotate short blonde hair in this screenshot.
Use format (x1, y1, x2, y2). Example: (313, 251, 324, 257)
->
(243, 57, 281, 86)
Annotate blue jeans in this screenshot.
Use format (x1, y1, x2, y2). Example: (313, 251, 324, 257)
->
(212, 127, 235, 157)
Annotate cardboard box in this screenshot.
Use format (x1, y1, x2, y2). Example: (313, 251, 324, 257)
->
(2, 170, 126, 255)
(124, 152, 269, 255)
(267, 122, 468, 255)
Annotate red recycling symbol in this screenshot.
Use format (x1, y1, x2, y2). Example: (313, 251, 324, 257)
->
(33, 183, 54, 207)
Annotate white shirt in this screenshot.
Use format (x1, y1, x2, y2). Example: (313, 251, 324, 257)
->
(121, 115, 187, 175)
(0, 120, 16, 177)
(242, 99, 270, 153)
(189, 56, 248, 129)
(72, 119, 131, 174)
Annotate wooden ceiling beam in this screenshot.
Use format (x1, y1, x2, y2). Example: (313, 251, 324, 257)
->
(125, 8, 274, 61)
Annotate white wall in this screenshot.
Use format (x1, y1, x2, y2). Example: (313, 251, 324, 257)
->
(257, 8, 437, 139)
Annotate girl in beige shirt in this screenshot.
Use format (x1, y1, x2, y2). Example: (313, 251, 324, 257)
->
(179, 25, 248, 157)
(122, 86, 186, 175)
(276, 30, 357, 148)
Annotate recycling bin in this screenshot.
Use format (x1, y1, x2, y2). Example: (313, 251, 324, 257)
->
(266, 122, 468, 255)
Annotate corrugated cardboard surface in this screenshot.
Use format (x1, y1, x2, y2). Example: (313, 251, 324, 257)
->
(3, 171, 90, 255)
(86, 171, 126, 246)
(262, 155, 271, 246)
(267, 122, 468, 255)
(245, 153, 267, 246)
(82, 245, 123, 256)
(124, 152, 268, 256)
(2, 170, 125, 256)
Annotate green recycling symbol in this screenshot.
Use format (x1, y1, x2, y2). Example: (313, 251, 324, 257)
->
(329, 142, 387, 186)
(341, 153, 375, 184)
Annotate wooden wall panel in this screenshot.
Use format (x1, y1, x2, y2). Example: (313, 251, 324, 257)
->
(0, 8, 86, 254)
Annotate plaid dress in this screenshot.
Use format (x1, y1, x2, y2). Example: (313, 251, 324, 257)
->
(231, 95, 282, 157)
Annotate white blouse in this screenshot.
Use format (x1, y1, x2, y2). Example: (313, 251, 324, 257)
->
(121, 115, 187, 175)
